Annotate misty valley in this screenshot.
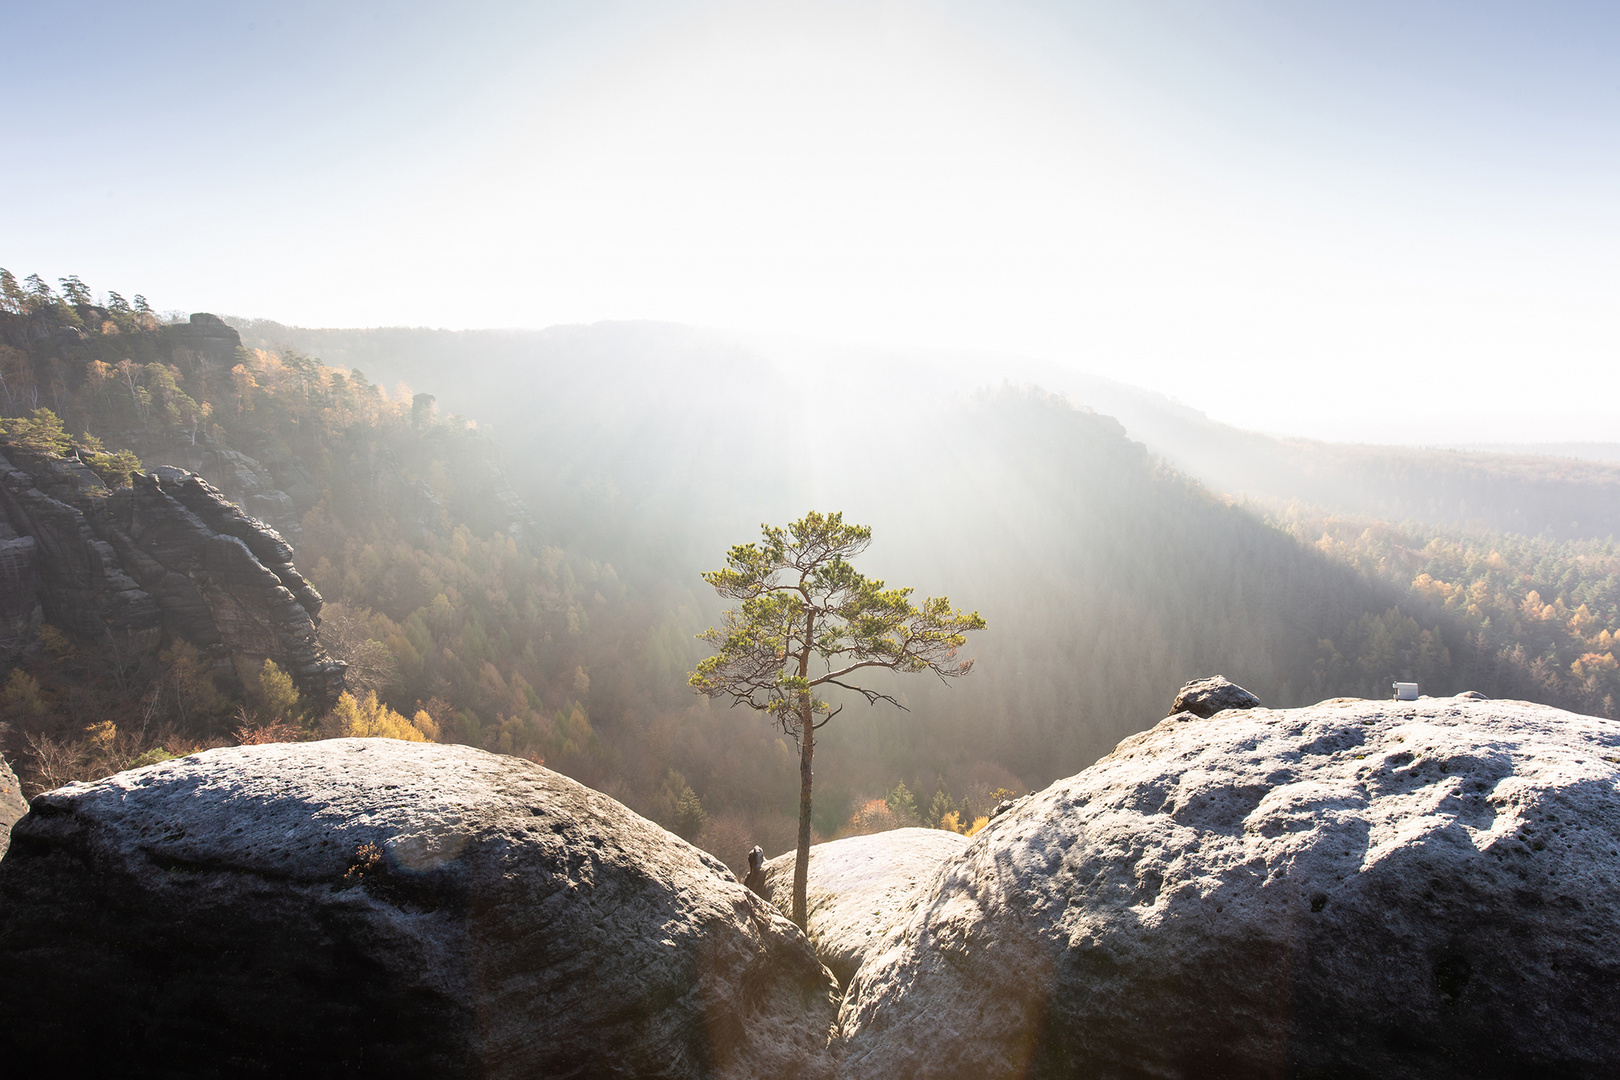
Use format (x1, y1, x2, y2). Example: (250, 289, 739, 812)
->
(0, 273, 1617, 1077)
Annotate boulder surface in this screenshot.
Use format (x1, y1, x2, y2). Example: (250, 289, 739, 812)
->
(763, 828, 969, 985)
(1170, 674, 1262, 718)
(0, 739, 839, 1079)
(839, 695, 1620, 1080)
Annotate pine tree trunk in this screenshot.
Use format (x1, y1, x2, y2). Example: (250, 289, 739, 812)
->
(793, 691, 813, 930)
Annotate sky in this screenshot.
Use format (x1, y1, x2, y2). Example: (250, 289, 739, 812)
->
(3, 1, 1618, 443)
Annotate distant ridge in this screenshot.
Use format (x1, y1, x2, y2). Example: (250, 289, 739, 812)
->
(1441, 443, 1620, 463)
(230, 318, 1620, 541)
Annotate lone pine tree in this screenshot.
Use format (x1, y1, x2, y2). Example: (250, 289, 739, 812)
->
(690, 510, 985, 928)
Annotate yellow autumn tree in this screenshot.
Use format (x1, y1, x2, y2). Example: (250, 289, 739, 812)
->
(329, 690, 438, 742)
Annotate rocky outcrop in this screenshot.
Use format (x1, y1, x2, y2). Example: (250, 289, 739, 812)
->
(450, 444, 537, 543)
(0, 754, 24, 859)
(763, 828, 968, 986)
(0, 739, 840, 1078)
(1170, 674, 1262, 717)
(374, 444, 449, 541)
(127, 438, 308, 545)
(0, 444, 342, 702)
(838, 695, 1620, 1080)
(158, 311, 243, 367)
(0, 517, 41, 661)
(0, 447, 161, 650)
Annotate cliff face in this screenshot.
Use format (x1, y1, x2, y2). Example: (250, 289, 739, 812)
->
(0, 443, 344, 705)
(0, 306, 540, 719)
(0, 516, 42, 664)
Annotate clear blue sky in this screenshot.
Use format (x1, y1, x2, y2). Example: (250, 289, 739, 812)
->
(4, 1, 1618, 442)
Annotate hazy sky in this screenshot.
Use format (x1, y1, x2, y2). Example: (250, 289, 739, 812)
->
(4, 1, 1618, 442)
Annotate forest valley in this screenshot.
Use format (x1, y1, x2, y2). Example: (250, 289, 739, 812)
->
(3, 267, 1619, 875)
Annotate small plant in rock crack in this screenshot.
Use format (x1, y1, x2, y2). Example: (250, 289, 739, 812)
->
(338, 840, 442, 911)
(342, 841, 386, 887)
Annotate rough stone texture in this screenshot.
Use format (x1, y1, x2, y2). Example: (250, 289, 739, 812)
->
(762, 829, 969, 986)
(111, 467, 343, 702)
(0, 753, 24, 858)
(0, 739, 839, 1079)
(0, 445, 161, 649)
(0, 512, 41, 660)
(130, 437, 306, 545)
(0, 445, 343, 703)
(839, 695, 1620, 1080)
(1170, 674, 1263, 718)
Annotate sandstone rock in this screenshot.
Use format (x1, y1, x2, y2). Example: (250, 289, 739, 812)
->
(0, 445, 343, 703)
(0, 447, 161, 647)
(109, 469, 343, 702)
(839, 696, 1620, 1080)
(0, 753, 24, 859)
(1170, 674, 1262, 717)
(763, 828, 969, 986)
(0, 739, 839, 1078)
(128, 437, 305, 545)
(0, 514, 41, 660)
(159, 311, 243, 367)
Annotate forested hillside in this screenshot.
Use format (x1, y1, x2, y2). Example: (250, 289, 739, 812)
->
(231, 317, 1620, 724)
(2, 269, 1616, 874)
(235, 318, 1620, 542)
(1274, 508, 1620, 719)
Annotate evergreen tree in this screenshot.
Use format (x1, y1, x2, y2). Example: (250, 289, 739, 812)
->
(673, 784, 708, 840)
(886, 779, 917, 824)
(926, 787, 953, 830)
(691, 511, 984, 927)
(58, 275, 92, 306)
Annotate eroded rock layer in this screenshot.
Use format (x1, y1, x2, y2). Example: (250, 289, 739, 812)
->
(0, 444, 343, 702)
(0, 739, 839, 1079)
(838, 695, 1620, 1080)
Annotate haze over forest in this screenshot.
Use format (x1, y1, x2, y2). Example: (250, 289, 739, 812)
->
(2, 274, 1619, 869)
(4, 2, 1620, 871)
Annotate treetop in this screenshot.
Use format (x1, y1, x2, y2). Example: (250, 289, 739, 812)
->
(691, 510, 985, 730)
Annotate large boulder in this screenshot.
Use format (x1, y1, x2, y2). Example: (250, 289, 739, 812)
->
(763, 828, 969, 986)
(1170, 674, 1262, 718)
(0, 739, 839, 1079)
(838, 695, 1620, 1080)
